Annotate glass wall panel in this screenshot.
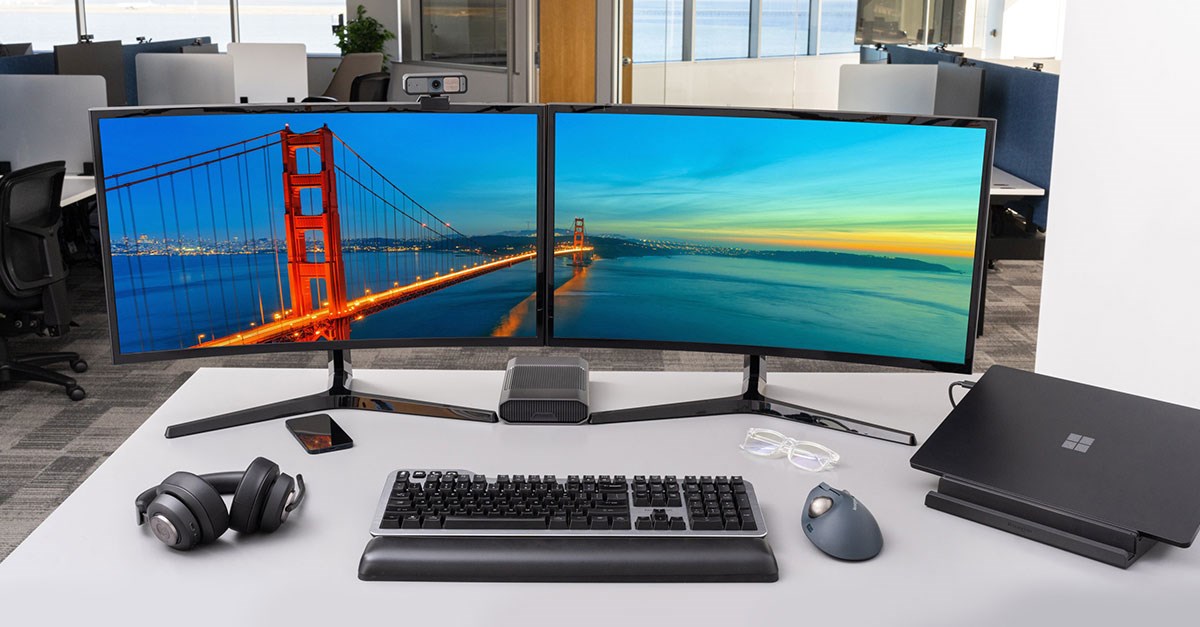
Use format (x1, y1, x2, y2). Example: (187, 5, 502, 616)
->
(85, 0, 232, 46)
(694, 0, 750, 60)
(421, 0, 506, 67)
(632, 0, 684, 63)
(0, 0, 79, 51)
(240, 1, 343, 53)
(760, 0, 810, 57)
(819, 0, 857, 53)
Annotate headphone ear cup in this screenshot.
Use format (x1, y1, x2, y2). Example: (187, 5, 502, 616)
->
(258, 473, 295, 534)
(228, 457, 280, 534)
(144, 493, 202, 550)
(158, 471, 229, 544)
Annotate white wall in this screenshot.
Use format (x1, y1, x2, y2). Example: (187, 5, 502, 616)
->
(1035, 0, 1200, 407)
(353, 0, 401, 64)
(631, 54, 858, 110)
(1001, 0, 1065, 59)
(389, 61, 509, 102)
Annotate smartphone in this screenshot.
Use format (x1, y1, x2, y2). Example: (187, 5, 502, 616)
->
(285, 414, 353, 454)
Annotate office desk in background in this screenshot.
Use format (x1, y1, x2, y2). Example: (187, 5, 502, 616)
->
(990, 167, 1046, 199)
(0, 173, 95, 207)
(0, 368, 1194, 626)
(59, 175, 96, 207)
(982, 167, 1046, 334)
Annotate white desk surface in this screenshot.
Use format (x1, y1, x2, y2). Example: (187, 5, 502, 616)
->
(1, 368, 1196, 626)
(990, 166, 1045, 198)
(60, 175, 96, 206)
(0, 173, 94, 206)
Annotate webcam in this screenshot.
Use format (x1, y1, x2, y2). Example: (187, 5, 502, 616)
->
(402, 73, 468, 97)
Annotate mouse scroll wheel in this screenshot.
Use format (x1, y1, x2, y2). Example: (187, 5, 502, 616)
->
(809, 496, 833, 518)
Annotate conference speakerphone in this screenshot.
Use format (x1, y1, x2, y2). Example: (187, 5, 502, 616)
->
(912, 366, 1200, 568)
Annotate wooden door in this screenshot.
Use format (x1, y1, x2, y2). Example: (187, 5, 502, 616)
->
(538, 1, 596, 103)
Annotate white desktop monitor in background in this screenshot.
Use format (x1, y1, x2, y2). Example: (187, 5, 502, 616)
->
(838, 62, 983, 117)
(227, 43, 308, 104)
(839, 64, 939, 115)
(0, 74, 106, 174)
(136, 53, 235, 106)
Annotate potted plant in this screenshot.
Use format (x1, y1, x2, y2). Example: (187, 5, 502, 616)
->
(334, 4, 397, 69)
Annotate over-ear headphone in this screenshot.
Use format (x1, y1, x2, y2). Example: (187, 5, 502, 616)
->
(134, 457, 305, 550)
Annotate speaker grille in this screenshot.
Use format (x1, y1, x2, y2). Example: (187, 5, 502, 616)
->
(500, 400, 588, 423)
(509, 365, 586, 391)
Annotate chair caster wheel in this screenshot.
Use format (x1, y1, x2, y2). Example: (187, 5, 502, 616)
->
(70, 359, 88, 373)
(67, 385, 86, 401)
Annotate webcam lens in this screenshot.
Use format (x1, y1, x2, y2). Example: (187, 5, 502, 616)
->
(431, 79, 442, 89)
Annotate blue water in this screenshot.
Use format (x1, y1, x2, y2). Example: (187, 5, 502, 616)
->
(551, 254, 973, 364)
(111, 251, 536, 354)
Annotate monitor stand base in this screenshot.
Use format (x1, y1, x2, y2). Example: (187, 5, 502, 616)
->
(588, 355, 916, 446)
(164, 350, 498, 438)
(926, 476, 1157, 568)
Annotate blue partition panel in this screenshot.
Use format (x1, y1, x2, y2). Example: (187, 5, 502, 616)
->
(883, 45, 1057, 229)
(0, 52, 55, 75)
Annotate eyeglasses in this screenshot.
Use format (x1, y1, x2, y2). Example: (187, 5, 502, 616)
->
(740, 428, 840, 472)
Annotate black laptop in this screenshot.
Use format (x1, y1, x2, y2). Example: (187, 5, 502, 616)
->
(911, 365, 1200, 566)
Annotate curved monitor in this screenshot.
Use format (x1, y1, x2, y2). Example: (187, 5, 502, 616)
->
(93, 103, 543, 364)
(545, 105, 993, 374)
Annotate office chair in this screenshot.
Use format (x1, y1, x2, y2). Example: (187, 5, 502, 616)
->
(321, 52, 384, 102)
(0, 161, 87, 401)
(350, 72, 391, 102)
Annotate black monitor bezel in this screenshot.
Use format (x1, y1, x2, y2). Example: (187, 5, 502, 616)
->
(543, 103, 995, 375)
(92, 102, 547, 365)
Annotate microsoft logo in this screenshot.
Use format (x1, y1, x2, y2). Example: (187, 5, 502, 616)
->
(1061, 433, 1095, 453)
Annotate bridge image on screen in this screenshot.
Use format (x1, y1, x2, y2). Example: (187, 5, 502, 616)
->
(99, 112, 563, 355)
(552, 112, 987, 366)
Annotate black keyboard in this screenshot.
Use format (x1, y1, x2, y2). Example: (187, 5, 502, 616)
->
(369, 469, 767, 538)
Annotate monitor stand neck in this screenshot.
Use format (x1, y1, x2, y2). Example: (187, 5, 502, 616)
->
(589, 355, 916, 446)
(163, 349, 498, 438)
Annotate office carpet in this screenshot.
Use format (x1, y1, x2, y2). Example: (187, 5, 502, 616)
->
(0, 260, 1042, 560)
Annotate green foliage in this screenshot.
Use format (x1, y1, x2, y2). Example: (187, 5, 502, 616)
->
(334, 5, 397, 66)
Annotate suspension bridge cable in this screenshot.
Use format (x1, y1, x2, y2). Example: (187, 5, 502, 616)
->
(153, 171, 185, 347)
(167, 175, 198, 345)
(104, 130, 283, 183)
(261, 147, 285, 316)
(188, 159, 216, 341)
(105, 140, 283, 193)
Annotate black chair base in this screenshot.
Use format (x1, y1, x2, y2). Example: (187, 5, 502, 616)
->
(0, 343, 87, 400)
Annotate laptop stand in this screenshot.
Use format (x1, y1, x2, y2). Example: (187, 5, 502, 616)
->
(925, 476, 1158, 568)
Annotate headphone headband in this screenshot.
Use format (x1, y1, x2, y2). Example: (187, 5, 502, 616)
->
(134, 470, 246, 525)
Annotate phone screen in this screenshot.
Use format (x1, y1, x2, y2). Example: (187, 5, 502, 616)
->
(285, 414, 353, 454)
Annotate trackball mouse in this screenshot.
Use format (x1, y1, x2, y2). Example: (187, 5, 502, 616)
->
(802, 482, 883, 561)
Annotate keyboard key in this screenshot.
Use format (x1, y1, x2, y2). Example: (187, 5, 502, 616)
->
(377, 470, 764, 538)
(443, 516, 547, 529)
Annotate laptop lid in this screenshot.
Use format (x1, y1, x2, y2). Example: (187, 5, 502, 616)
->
(911, 365, 1200, 547)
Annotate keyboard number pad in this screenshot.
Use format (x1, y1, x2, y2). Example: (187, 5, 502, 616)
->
(684, 476, 756, 531)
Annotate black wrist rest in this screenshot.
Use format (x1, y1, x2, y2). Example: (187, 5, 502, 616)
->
(358, 536, 779, 583)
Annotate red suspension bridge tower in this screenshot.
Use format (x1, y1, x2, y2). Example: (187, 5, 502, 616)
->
(572, 217, 589, 267)
(281, 125, 349, 338)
